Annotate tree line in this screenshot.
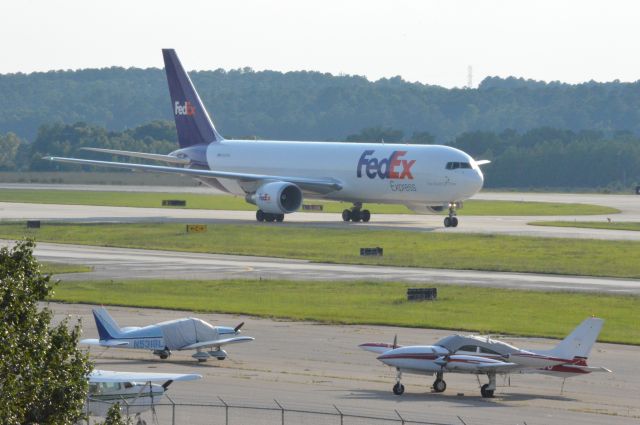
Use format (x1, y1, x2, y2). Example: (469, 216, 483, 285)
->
(2, 67, 640, 143)
(4, 121, 639, 190)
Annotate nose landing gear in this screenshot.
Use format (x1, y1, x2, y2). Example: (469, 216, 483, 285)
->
(444, 203, 459, 228)
(342, 203, 371, 223)
(392, 369, 405, 395)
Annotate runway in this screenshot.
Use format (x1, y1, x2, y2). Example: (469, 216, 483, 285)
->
(1, 184, 640, 240)
(51, 303, 640, 425)
(31, 241, 640, 294)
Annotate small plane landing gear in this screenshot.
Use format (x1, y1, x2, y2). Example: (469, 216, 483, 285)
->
(433, 372, 447, 393)
(443, 203, 459, 228)
(256, 209, 285, 223)
(392, 369, 405, 395)
(153, 349, 171, 360)
(342, 203, 371, 223)
(480, 373, 496, 398)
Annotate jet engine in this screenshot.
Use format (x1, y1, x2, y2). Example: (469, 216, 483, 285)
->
(253, 181, 303, 214)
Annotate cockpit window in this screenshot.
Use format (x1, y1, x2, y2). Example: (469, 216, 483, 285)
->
(446, 162, 471, 170)
(457, 345, 478, 353)
(479, 346, 501, 355)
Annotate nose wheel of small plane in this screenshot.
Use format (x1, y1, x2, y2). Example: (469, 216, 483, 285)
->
(256, 209, 285, 223)
(433, 378, 447, 393)
(443, 203, 459, 228)
(480, 384, 494, 398)
(342, 203, 371, 223)
(392, 382, 405, 395)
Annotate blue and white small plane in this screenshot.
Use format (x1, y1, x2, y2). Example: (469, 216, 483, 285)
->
(45, 49, 488, 228)
(82, 307, 254, 362)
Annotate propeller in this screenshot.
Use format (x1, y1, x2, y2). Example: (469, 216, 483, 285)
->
(392, 334, 398, 349)
(234, 322, 245, 332)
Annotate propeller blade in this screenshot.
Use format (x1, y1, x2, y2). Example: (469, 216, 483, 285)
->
(162, 379, 174, 390)
(234, 322, 245, 332)
(392, 334, 398, 349)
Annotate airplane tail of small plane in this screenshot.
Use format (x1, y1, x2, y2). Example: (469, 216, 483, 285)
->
(162, 49, 223, 148)
(93, 307, 124, 340)
(537, 317, 604, 361)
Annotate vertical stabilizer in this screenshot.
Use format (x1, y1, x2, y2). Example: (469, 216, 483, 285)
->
(93, 307, 123, 340)
(162, 49, 223, 147)
(539, 318, 604, 360)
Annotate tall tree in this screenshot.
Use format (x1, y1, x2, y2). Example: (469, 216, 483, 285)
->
(0, 240, 91, 423)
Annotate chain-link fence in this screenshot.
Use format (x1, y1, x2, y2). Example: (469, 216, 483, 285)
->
(85, 396, 534, 425)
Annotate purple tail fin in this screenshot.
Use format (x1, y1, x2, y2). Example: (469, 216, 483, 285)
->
(162, 49, 223, 148)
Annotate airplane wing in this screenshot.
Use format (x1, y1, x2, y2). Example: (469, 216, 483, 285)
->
(80, 338, 129, 347)
(89, 369, 201, 383)
(443, 355, 519, 373)
(475, 160, 491, 166)
(80, 147, 190, 165)
(359, 342, 399, 354)
(43, 156, 343, 195)
(181, 336, 255, 350)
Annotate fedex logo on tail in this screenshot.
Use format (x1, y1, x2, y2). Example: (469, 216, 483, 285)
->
(174, 101, 196, 116)
(357, 150, 416, 179)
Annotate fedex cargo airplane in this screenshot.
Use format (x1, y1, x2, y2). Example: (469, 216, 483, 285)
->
(46, 49, 488, 227)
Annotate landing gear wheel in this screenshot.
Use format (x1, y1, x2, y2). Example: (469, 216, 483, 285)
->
(451, 217, 458, 227)
(217, 356, 226, 360)
(197, 358, 207, 363)
(350, 210, 361, 222)
(342, 209, 351, 222)
(444, 216, 451, 227)
(392, 382, 405, 395)
(433, 379, 447, 393)
(256, 210, 265, 222)
(276, 214, 284, 222)
(361, 209, 371, 222)
(265, 213, 275, 222)
(480, 384, 494, 398)
(159, 353, 168, 360)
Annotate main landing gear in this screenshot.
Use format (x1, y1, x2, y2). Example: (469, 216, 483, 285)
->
(480, 373, 496, 398)
(256, 209, 285, 223)
(392, 369, 405, 395)
(342, 202, 371, 223)
(443, 202, 459, 228)
(432, 371, 447, 393)
(153, 348, 171, 360)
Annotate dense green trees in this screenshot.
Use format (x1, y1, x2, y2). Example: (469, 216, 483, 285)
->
(0, 240, 91, 423)
(2, 68, 640, 143)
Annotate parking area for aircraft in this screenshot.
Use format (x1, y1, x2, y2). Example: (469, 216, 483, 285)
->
(51, 303, 640, 425)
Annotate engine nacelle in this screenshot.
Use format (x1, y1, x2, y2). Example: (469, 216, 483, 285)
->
(253, 181, 303, 214)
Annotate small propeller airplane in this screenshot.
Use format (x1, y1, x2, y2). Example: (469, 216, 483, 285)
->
(360, 317, 610, 398)
(82, 307, 254, 362)
(87, 369, 201, 418)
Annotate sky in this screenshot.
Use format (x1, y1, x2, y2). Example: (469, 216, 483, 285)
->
(2, 0, 637, 88)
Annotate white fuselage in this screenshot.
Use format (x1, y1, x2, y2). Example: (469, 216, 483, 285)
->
(205, 140, 484, 204)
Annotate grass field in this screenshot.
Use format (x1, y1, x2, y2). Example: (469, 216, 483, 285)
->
(6, 222, 640, 278)
(52, 279, 640, 345)
(530, 221, 640, 232)
(41, 262, 92, 274)
(0, 189, 618, 216)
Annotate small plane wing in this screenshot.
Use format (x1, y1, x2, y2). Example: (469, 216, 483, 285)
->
(81, 147, 190, 165)
(359, 342, 399, 354)
(89, 369, 201, 383)
(475, 159, 491, 166)
(81, 338, 129, 347)
(43, 156, 343, 194)
(443, 355, 519, 373)
(181, 336, 255, 351)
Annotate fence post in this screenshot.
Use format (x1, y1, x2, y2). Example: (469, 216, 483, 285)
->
(333, 404, 344, 425)
(395, 409, 405, 425)
(274, 399, 285, 425)
(218, 397, 229, 425)
(457, 416, 468, 425)
(166, 395, 176, 425)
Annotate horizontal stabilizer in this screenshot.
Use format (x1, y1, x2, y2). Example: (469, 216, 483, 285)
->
(81, 338, 129, 347)
(182, 336, 254, 350)
(89, 369, 201, 383)
(81, 147, 190, 165)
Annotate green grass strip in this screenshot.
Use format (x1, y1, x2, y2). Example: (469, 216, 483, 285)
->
(0, 189, 618, 216)
(530, 221, 640, 232)
(6, 222, 640, 278)
(52, 279, 640, 345)
(41, 262, 92, 275)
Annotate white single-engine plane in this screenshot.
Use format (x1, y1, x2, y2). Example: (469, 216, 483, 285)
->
(82, 307, 254, 362)
(87, 369, 201, 418)
(360, 317, 610, 398)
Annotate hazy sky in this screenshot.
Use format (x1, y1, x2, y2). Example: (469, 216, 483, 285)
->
(2, 0, 637, 87)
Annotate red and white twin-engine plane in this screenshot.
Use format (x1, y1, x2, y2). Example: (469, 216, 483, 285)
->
(360, 317, 610, 398)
